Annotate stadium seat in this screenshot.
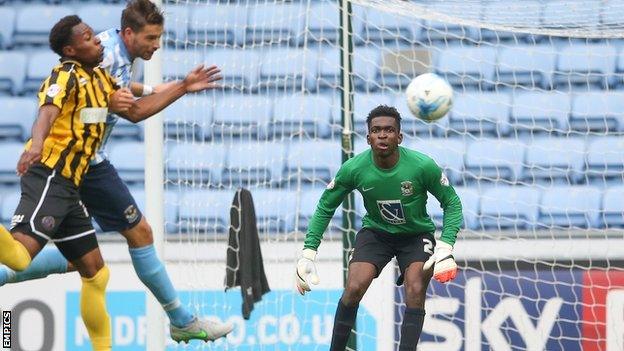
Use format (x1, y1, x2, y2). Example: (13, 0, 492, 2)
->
(24, 51, 60, 95)
(272, 94, 333, 139)
(586, 137, 624, 184)
(539, 186, 602, 229)
(163, 95, 213, 141)
(480, 1, 542, 42)
(480, 186, 540, 229)
(317, 47, 382, 92)
(129, 188, 178, 233)
(109, 117, 143, 141)
(496, 45, 557, 89)
(0, 191, 20, 226)
(352, 92, 395, 135)
(285, 140, 341, 186)
(448, 92, 512, 137)
(464, 139, 526, 184)
(245, 3, 307, 45)
(570, 92, 624, 132)
(78, 5, 124, 34)
(107, 141, 146, 185)
(0, 97, 37, 141)
(554, 44, 617, 90)
(167, 142, 227, 186)
(162, 5, 189, 44)
(358, 6, 418, 44)
(178, 189, 234, 233)
(435, 46, 497, 90)
(205, 49, 260, 91)
(222, 142, 286, 187)
(14, 5, 74, 47)
(212, 95, 272, 139)
(0, 52, 27, 95)
(602, 185, 624, 227)
(0, 143, 24, 185)
(250, 188, 298, 233)
(426, 187, 479, 230)
(524, 138, 586, 184)
(402, 138, 465, 185)
(187, 4, 246, 46)
(0, 7, 16, 49)
(307, 2, 341, 44)
(421, 2, 481, 42)
(258, 48, 318, 91)
(298, 185, 343, 231)
(161, 49, 204, 81)
(511, 91, 571, 133)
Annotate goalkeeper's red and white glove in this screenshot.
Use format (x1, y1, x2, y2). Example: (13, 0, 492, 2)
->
(423, 241, 457, 283)
(296, 249, 320, 295)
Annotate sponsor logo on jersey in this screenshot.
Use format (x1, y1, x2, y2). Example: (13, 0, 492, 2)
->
(440, 173, 450, 186)
(377, 200, 406, 224)
(400, 181, 413, 196)
(326, 179, 335, 190)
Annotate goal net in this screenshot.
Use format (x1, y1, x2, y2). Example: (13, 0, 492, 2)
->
(152, 0, 624, 350)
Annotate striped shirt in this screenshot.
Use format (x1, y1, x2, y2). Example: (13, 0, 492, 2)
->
(29, 59, 119, 186)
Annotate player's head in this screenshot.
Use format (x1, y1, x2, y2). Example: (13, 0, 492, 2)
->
(49, 16, 103, 67)
(366, 105, 403, 157)
(120, 0, 164, 60)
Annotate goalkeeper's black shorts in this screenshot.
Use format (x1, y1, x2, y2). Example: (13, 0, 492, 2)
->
(349, 228, 435, 280)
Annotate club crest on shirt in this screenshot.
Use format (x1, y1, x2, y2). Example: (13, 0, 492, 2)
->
(400, 181, 413, 196)
(440, 172, 450, 186)
(46, 84, 61, 98)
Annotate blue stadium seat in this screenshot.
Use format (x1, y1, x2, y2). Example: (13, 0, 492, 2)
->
(25, 51, 59, 94)
(465, 139, 526, 184)
(0, 191, 20, 226)
(110, 117, 143, 141)
(0, 97, 37, 141)
(14, 5, 74, 47)
(222, 142, 286, 187)
(570, 92, 624, 132)
(161, 49, 204, 81)
(448, 92, 512, 136)
(129, 188, 178, 233)
(421, 2, 481, 42)
(354, 48, 381, 91)
(205, 49, 260, 91)
(78, 5, 124, 34)
(524, 138, 586, 184)
(212, 95, 272, 139)
(246, 3, 306, 45)
(273, 94, 333, 139)
(188, 4, 246, 46)
(481, 1, 542, 42)
(107, 141, 145, 185)
(167, 142, 227, 186)
(0, 7, 16, 49)
(298, 185, 343, 231)
(586, 137, 624, 184)
(554, 44, 617, 90)
(539, 186, 602, 229)
(163, 95, 212, 141)
(0, 143, 24, 185)
(258, 48, 318, 91)
(285, 140, 341, 186)
(497, 45, 557, 89)
(178, 189, 234, 233)
(602, 185, 624, 227)
(511, 91, 571, 133)
(426, 187, 479, 230)
(162, 5, 189, 44)
(542, 1, 601, 30)
(435, 46, 497, 89)
(251, 188, 298, 233)
(0, 52, 27, 95)
(358, 6, 418, 44)
(402, 138, 465, 185)
(352, 92, 394, 135)
(480, 186, 540, 229)
(307, 2, 341, 44)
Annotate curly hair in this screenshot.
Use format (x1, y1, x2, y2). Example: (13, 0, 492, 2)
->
(366, 104, 402, 131)
(49, 15, 82, 57)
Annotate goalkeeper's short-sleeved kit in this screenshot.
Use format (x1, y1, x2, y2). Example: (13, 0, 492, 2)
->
(304, 146, 463, 251)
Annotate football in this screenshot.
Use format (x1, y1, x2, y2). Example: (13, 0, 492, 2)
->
(405, 73, 453, 122)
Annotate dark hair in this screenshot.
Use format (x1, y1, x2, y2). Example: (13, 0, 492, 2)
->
(366, 105, 402, 131)
(49, 15, 82, 57)
(121, 0, 164, 32)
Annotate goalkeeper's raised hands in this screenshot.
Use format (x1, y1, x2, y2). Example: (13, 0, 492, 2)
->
(423, 241, 457, 283)
(296, 248, 320, 295)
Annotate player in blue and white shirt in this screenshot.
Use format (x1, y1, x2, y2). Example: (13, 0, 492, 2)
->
(0, 0, 231, 343)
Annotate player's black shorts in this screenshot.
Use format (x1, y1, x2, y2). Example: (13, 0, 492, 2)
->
(349, 228, 436, 279)
(11, 164, 98, 261)
(79, 159, 142, 232)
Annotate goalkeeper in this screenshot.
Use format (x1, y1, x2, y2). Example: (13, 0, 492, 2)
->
(295, 105, 463, 351)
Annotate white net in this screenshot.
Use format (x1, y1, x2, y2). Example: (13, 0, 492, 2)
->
(157, 1, 624, 350)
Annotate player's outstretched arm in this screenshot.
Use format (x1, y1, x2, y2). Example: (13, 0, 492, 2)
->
(17, 105, 60, 176)
(119, 64, 222, 123)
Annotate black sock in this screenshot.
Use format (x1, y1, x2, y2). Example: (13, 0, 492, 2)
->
(329, 299, 359, 351)
(398, 307, 426, 351)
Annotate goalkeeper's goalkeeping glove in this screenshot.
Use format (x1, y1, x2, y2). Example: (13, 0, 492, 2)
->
(423, 241, 457, 283)
(296, 248, 320, 295)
